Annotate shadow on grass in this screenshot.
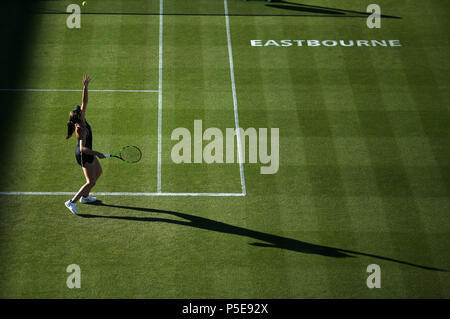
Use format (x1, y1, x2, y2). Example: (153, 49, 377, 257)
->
(261, 0, 401, 19)
(79, 201, 447, 272)
(31, 0, 401, 19)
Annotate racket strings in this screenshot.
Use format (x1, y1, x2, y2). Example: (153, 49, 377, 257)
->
(121, 146, 142, 163)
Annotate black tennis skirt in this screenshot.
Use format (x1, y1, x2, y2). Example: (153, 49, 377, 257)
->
(75, 146, 94, 168)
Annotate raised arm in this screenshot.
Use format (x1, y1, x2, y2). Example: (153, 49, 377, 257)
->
(80, 75, 91, 113)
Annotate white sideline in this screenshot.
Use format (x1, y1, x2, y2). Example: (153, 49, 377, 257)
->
(0, 192, 245, 197)
(157, 0, 163, 193)
(224, 0, 247, 196)
(0, 89, 159, 93)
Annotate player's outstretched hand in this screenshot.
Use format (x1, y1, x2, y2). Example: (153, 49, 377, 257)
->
(83, 75, 91, 87)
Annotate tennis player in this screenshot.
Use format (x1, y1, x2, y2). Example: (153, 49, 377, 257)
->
(65, 75, 105, 215)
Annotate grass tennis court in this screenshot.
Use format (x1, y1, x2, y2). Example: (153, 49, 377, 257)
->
(0, 0, 449, 298)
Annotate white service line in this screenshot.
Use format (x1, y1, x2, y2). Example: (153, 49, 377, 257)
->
(224, 0, 247, 196)
(0, 192, 246, 197)
(0, 89, 159, 93)
(157, 0, 164, 193)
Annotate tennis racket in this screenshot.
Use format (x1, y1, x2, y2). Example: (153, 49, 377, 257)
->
(105, 145, 142, 163)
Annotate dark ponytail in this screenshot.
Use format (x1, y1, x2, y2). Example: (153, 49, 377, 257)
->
(66, 121, 75, 139)
(66, 106, 82, 139)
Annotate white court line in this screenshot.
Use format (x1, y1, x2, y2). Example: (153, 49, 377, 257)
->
(0, 89, 159, 93)
(157, 0, 163, 193)
(224, 0, 247, 195)
(0, 192, 245, 197)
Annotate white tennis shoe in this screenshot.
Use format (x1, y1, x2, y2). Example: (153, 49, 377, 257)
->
(80, 195, 97, 204)
(65, 200, 79, 215)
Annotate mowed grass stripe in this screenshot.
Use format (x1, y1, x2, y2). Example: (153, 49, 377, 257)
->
(426, 0, 450, 92)
(395, 4, 449, 296)
(345, 59, 422, 297)
(392, 0, 449, 255)
(162, 14, 241, 193)
(305, 16, 370, 298)
(164, 11, 211, 295)
(318, 17, 404, 297)
(227, 16, 277, 296)
(112, 12, 158, 192)
(332, 18, 410, 296)
(163, 16, 206, 193)
(0, 190, 50, 296)
(253, 16, 323, 296)
(398, 24, 450, 194)
(419, 1, 450, 293)
(342, 25, 444, 296)
(0, 13, 67, 191)
(271, 17, 331, 297)
(164, 13, 213, 295)
(237, 16, 290, 297)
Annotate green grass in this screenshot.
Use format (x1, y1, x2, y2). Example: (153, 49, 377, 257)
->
(0, 0, 449, 298)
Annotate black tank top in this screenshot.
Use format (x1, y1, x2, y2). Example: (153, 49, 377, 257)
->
(77, 121, 93, 150)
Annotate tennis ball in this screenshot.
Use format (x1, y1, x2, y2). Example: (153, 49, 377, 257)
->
(82, 1, 87, 6)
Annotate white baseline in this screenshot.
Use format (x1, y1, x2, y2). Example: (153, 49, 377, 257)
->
(0, 192, 245, 197)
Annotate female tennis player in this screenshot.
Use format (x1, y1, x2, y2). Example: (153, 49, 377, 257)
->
(65, 75, 105, 215)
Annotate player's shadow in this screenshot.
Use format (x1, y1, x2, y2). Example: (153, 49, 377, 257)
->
(79, 201, 446, 272)
(248, 0, 401, 19)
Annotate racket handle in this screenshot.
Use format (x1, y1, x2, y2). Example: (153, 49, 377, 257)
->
(104, 154, 111, 158)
